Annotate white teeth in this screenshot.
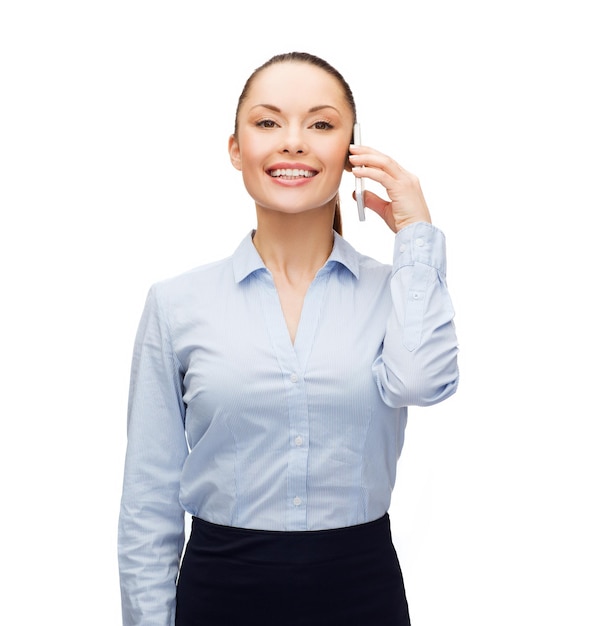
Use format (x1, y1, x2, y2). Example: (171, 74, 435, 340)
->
(269, 168, 315, 178)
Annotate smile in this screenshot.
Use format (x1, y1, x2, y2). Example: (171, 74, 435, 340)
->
(268, 168, 317, 179)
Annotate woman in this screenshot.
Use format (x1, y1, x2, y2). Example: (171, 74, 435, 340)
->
(118, 51, 459, 626)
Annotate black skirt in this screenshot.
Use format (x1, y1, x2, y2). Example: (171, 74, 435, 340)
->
(176, 513, 411, 626)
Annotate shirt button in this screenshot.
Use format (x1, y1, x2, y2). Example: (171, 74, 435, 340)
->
(399, 244, 407, 253)
(290, 373, 298, 383)
(415, 237, 424, 247)
(412, 292, 420, 299)
(294, 436, 303, 447)
(293, 497, 302, 506)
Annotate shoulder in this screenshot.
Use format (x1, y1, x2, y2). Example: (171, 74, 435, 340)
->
(356, 252, 392, 299)
(357, 251, 391, 273)
(333, 233, 392, 284)
(146, 255, 234, 317)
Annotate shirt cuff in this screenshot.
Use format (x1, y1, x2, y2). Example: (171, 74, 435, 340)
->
(392, 221, 447, 277)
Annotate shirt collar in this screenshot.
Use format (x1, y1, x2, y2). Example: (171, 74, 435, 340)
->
(232, 230, 360, 284)
(327, 231, 360, 279)
(232, 231, 266, 283)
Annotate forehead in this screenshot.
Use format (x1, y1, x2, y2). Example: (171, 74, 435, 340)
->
(243, 62, 351, 113)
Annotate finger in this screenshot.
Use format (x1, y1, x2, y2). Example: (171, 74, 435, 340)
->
(351, 164, 397, 190)
(363, 189, 390, 214)
(349, 152, 407, 180)
(348, 144, 387, 156)
(353, 189, 390, 220)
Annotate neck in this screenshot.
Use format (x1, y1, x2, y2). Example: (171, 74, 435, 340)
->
(252, 205, 335, 284)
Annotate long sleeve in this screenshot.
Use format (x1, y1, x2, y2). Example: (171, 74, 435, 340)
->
(372, 221, 459, 408)
(118, 285, 188, 626)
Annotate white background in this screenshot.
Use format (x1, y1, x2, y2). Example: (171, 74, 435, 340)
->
(1, 1, 589, 624)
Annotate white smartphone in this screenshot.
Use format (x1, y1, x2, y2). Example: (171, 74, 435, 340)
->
(353, 122, 366, 221)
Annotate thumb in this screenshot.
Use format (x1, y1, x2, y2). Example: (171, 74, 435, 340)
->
(353, 189, 399, 233)
(353, 189, 390, 220)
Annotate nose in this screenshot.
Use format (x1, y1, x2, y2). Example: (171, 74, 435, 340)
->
(281, 127, 306, 154)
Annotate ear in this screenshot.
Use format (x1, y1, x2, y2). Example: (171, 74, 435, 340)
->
(228, 134, 242, 171)
(344, 125, 355, 172)
(344, 154, 353, 173)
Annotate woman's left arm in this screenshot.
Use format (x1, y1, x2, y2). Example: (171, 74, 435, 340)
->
(350, 146, 459, 407)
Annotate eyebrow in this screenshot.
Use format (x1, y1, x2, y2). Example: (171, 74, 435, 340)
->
(250, 104, 340, 114)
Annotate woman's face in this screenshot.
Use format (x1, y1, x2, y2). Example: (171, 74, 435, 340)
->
(229, 62, 354, 216)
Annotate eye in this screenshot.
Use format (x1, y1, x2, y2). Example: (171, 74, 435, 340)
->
(311, 121, 334, 130)
(255, 119, 278, 128)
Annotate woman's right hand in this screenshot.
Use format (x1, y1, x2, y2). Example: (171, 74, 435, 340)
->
(349, 145, 432, 233)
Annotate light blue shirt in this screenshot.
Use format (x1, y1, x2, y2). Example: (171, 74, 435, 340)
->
(118, 221, 459, 625)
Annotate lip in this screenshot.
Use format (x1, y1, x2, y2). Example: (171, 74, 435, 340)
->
(267, 162, 318, 172)
(265, 162, 319, 186)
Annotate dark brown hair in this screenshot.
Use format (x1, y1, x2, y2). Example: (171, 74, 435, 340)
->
(233, 52, 357, 235)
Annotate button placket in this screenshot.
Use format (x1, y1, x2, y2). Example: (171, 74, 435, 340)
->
(255, 268, 330, 531)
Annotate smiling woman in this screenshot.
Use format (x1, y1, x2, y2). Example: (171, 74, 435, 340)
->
(118, 51, 459, 626)
(230, 52, 358, 237)
(228, 58, 355, 229)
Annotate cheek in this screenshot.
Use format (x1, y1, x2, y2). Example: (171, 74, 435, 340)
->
(242, 137, 275, 171)
(329, 133, 352, 161)
(238, 148, 263, 178)
(323, 142, 350, 176)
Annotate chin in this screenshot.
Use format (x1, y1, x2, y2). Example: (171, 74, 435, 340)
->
(256, 193, 338, 217)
